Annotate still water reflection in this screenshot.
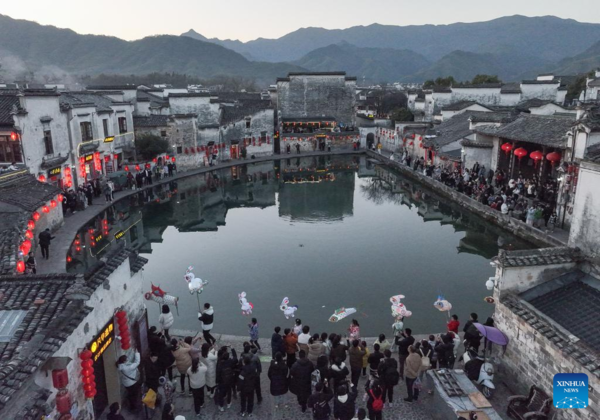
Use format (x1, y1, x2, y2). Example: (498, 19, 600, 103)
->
(69, 155, 533, 336)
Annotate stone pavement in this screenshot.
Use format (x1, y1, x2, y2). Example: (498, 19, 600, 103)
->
(35, 149, 362, 274)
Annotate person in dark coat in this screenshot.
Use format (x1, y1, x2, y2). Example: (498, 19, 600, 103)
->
(329, 357, 350, 391)
(368, 343, 385, 379)
(463, 313, 482, 351)
(396, 328, 415, 379)
(268, 352, 289, 408)
(290, 350, 314, 413)
(377, 349, 398, 407)
(435, 334, 455, 369)
(329, 334, 348, 364)
(144, 353, 162, 392)
(38, 228, 55, 260)
(333, 384, 357, 420)
(271, 326, 285, 358)
(315, 355, 330, 389)
(238, 356, 258, 417)
(216, 347, 238, 411)
(366, 380, 385, 420)
(307, 382, 333, 420)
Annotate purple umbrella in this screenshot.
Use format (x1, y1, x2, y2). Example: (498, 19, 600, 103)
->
(473, 323, 509, 346)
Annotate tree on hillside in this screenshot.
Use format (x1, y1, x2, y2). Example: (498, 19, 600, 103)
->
(135, 134, 170, 160)
(471, 74, 501, 85)
(391, 108, 414, 122)
(566, 71, 595, 102)
(423, 76, 457, 88)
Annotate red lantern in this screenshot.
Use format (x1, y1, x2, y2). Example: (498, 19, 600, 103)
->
(530, 150, 543, 167)
(56, 390, 71, 414)
(25, 230, 33, 239)
(124, 165, 129, 172)
(57, 194, 64, 202)
(10, 132, 18, 141)
(152, 158, 157, 163)
(38, 174, 47, 182)
(196, 146, 201, 153)
(81, 359, 93, 369)
(79, 157, 85, 164)
(50, 200, 57, 208)
(42, 205, 50, 213)
(115, 310, 127, 319)
(21, 239, 32, 255)
(501, 142, 513, 155)
(185, 148, 189, 154)
(16, 260, 25, 273)
(135, 164, 140, 171)
(546, 151, 561, 166)
(409, 141, 414, 146)
(28, 220, 35, 230)
(514, 148, 527, 160)
(66, 255, 72, 263)
(172, 157, 176, 162)
(52, 369, 69, 389)
(32, 212, 40, 221)
(114, 154, 119, 160)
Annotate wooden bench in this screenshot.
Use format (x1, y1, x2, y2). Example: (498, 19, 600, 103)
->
(507, 385, 551, 420)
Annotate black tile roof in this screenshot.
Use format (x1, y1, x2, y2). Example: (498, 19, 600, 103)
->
(588, 78, 600, 88)
(426, 111, 493, 148)
(133, 114, 169, 128)
(288, 72, 347, 76)
(525, 273, 600, 354)
(474, 113, 575, 148)
(168, 92, 211, 98)
(432, 86, 452, 93)
(469, 111, 515, 123)
(501, 293, 600, 376)
(454, 83, 503, 89)
(86, 84, 137, 90)
(0, 174, 62, 213)
(500, 83, 521, 94)
(59, 91, 118, 113)
(442, 101, 492, 111)
(220, 103, 273, 125)
(0, 95, 19, 127)
(521, 80, 560, 85)
(585, 143, 600, 162)
(495, 247, 582, 268)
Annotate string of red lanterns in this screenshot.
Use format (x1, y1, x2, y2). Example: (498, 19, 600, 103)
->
(79, 349, 96, 399)
(116, 310, 131, 350)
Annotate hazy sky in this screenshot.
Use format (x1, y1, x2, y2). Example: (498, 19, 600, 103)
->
(2, 0, 599, 42)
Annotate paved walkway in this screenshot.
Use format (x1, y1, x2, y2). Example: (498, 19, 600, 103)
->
(370, 150, 571, 246)
(36, 149, 363, 274)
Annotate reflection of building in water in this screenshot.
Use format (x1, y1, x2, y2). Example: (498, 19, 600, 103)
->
(278, 169, 356, 222)
(358, 156, 378, 178)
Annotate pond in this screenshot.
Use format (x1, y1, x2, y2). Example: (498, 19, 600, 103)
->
(68, 155, 534, 337)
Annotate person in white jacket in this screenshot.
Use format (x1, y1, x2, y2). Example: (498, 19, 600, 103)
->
(201, 343, 218, 398)
(198, 303, 215, 345)
(187, 358, 208, 417)
(159, 304, 174, 340)
(116, 351, 141, 413)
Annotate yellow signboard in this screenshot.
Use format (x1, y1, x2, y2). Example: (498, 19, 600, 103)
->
(88, 319, 114, 362)
(48, 167, 62, 176)
(114, 230, 125, 241)
(104, 136, 115, 143)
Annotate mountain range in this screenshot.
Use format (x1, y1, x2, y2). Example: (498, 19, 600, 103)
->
(1, 14, 600, 87)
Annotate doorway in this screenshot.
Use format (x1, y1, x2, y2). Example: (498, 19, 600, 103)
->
(367, 133, 375, 149)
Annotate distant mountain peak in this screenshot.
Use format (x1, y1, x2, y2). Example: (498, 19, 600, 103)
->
(181, 29, 208, 41)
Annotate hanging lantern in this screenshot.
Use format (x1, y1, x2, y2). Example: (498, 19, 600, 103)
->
(184, 148, 189, 154)
(42, 205, 50, 213)
(79, 157, 85, 164)
(152, 158, 157, 163)
(50, 200, 57, 208)
(25, 230, 33, 239)
(57, 194, 64, 202)
(546, 151, 561, 166)
(172, 157, 176, 162)
(38, 174, 47, 183)
(10, 132, 18, 141)
(79, 350, 96, 399)
(114, 154, 119, 160)
(32, 212, 40, 221)
(28, 220, 35, 230)
(530, 150, 543, 167)
(135, 164, 140, 171)
(513, 148, 527, 160)
(409, 141, 414, 146)
(145, 163, 151, 169)
(124, 165, 129, 172)
(501, 143, 513, 155)
(116, 310, 130, 350)
(67, 255, 72, 263)
(16, 260, 25, 273)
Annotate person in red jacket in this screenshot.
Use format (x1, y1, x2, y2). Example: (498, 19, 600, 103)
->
(447, 314, 460, 334)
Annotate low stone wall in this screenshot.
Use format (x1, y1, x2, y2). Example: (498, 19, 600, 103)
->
(367, 151, 564, 248)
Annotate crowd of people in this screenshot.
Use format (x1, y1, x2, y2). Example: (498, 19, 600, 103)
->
(110, 302, 491, 420)
(390, 150, 559, 233)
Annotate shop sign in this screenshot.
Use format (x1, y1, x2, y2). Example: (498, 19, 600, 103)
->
(114, 230, 125, 241)
(88, 319, 114, 362)
(84, 153, 94, 162)
(104, 136, 115, 143)
(48, 167, 62, 176)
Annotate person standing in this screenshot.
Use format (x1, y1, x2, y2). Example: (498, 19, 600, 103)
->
(38, 228, 54, 260)
(248, 318, 261, 351)
(290, 350, 314, 413)
(271, 327, 285, 359)
(348, 340, 366, 391)
(298, 325, 311, 354)
(308, 335, 325, 366)
(239, 356, 258, 417)
(293, 319, 303, 336)
(284, 328, 299, 369)
(162, 402, 175, 420)
(307, 382, 333, 420)
(329, 358, 349, 391)
(374, 334, 391, 354)
(396, 328, 415, 379)
(463, 313, 481, 351)
(366, 380, 385, 420)
(26, 252, 36, 274)
(107, 402, 125, 420)
(295, 143, 301, 154)
(103, 183, 113, 203)
(333, 384, 357, 420)
(171, 338, 192, 395)
(404, 345, 421, 403)
(377, 349, 399, 408)
(201, 343, 218, 399)
(268, 352, 289, 409)
(368, 343, 384, 379)
(158, 305, 174, 341)
(116, 351, 141, 413)
(447, 314, 460, 334)
(216, 347, 238, 412)
(348, 319, 360, 341)
(198, 303, 216, 345)
(144, 353, 162, 393)
(187, 358, 208, 417)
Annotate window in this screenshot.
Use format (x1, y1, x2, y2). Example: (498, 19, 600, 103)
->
(43, 130, 54, 155)
(160, 130, 167, 137)
(102, 119, 109, 138)
(0, 135, 23, 163)
(80, 122, 93, 142)
(118, 117, 128, 134)
(177, 146, 183, 154)
(245, 117, 251, 129)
